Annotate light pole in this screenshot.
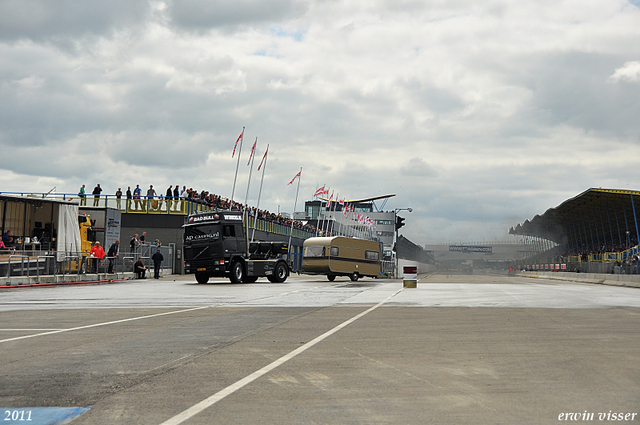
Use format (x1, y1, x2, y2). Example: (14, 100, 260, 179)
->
(394, 207, 412, 278)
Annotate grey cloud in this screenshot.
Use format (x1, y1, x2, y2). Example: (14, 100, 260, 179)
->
(168, 0, 309, 31)
(400, 157, 437, 177)
(517, 52, 640, 139)
(403, 79, 465, 114)
(0, 0, 150, 41)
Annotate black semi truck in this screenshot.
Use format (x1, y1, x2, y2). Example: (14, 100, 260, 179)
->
(183, 211, 290, 284)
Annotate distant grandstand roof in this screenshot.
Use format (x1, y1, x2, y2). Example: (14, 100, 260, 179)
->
(317, 194, 396, 203)
(509, 188, 640, 245)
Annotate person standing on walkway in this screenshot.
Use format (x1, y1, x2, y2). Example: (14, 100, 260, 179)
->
(129, 234, 139, 253)
(79, 185, 86, 205)
(92, 184, 102, 206)
(180, 185, 187, 212)
(126, 186, 132, 211)
(133, 185, 142, 210)
(146, 185, 156, 211)
(166, 185, 173, 211)
(89, 241, 105, 273)
(151, 248, 164, 279)
(115, 188, 122, 209)
(173, 185, 180, 211)
(107, 240, 119, 273)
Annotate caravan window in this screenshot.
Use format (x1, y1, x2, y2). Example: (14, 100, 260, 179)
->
(330, 247, 339, 256)
(304, 246, 325, 257)
(365, 250, 379, 261)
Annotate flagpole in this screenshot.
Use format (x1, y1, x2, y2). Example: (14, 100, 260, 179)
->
(288, 167, 302, 261)
(320, 190, 329, 236)
(230, 127, 244, 206)
(337, 197, 344, 237)
(315, 184, 325, 237)
(323, 191, 334, 236)
(251, 144, 268, 243)
(244, 137, 257, 256)
(327, 193, 338, 237)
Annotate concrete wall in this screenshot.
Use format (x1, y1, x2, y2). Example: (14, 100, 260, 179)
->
(519, 271, 640, 288)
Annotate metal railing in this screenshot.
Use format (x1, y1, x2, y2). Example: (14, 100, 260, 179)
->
(6, 255, 31, 285)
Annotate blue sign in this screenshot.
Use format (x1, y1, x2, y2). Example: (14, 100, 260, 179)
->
(2, 407, 90, 425)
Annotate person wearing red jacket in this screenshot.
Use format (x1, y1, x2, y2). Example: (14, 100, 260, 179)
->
(89, 241, 105, 273)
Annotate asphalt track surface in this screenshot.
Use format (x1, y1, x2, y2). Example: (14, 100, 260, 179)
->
(1, 273, 639, 424)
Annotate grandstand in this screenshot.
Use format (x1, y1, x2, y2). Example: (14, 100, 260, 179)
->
(509, 188, 640, 274)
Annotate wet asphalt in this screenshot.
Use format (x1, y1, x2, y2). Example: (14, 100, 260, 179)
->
(1, 273, 639, 424)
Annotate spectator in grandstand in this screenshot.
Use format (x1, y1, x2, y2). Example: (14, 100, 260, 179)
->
(92, 184, 102, 206)
(140, 231, 147, 245)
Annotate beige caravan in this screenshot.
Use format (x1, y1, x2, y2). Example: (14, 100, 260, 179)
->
(302, 236, 382, 281)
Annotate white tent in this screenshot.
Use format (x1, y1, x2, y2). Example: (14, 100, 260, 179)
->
(56, 203, 82, 261)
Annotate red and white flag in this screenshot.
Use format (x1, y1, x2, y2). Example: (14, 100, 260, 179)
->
(314, 186, 325, 197)
(232, 131, 243, 158)
(258, 145, 268, 171)
(247, 139, 257, 166)
(288, 171, 301, 185)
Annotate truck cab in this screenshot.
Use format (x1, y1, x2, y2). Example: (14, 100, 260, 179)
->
(183, 211, 290, 284)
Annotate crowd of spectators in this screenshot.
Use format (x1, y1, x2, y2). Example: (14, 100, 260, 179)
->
(86, 184, 327, 237)
(184, 188, 320, 235)
(563, 237, 640, 260)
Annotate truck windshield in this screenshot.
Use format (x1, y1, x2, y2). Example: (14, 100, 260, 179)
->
(184, 224, 221, 243)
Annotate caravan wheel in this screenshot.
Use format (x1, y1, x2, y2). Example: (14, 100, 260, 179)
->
(349, 272, 359, 282)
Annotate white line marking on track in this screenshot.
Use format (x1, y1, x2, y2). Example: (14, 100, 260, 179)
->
(0, 306, 210, 344)
(159, 288, 404, 425)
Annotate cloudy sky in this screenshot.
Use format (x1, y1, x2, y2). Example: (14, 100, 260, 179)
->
(1, 0, 640, 244)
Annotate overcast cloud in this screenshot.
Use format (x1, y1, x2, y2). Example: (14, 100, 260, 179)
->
(1, 0, 639, 244)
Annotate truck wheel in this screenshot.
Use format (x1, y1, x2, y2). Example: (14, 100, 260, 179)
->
(327, 274, 336, 282)
(268, 262, 288, 283)
(349, 272, 359, 282)
(195, 272, 209, 284)
(230, 261, 244, 283)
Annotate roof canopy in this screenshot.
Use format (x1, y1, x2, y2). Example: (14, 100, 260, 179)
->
(509, 188, 640, 247)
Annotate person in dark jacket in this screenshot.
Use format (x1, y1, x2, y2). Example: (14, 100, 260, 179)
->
(151, 249, 164, 279)
(107, 240, 119, 273)
(134, 258, 146, 279)
(166, 185, 173, 211)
